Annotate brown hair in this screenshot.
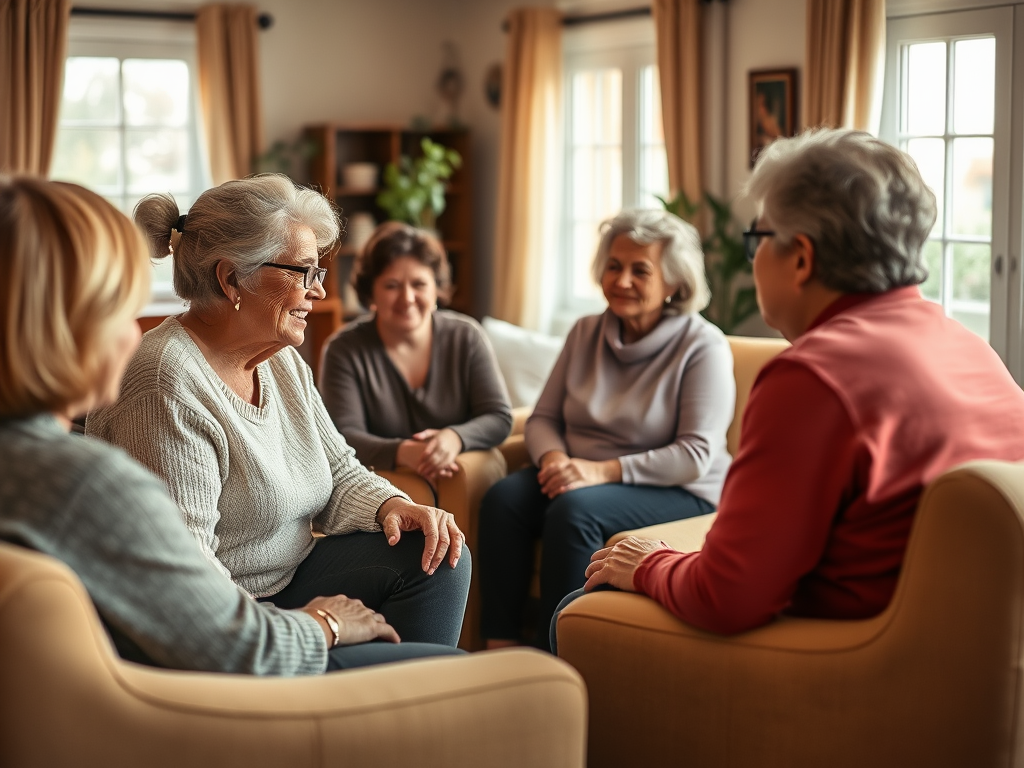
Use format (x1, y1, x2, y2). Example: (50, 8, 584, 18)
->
(0, 176, 150, 417)
(353, 221, 452, 307)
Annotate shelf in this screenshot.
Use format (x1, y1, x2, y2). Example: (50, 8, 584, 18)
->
(305, 123, 475, 317)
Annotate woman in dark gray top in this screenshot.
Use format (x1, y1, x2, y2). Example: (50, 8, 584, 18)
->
(320, 222, 513, 483)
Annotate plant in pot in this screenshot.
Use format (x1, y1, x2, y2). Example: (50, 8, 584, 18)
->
(658, 190, 758, 335)
(376, 137, 462, 232)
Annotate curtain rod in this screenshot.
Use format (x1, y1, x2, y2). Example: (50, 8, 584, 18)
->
(70, 7, 274, 29)
(502, 2, 726, 32)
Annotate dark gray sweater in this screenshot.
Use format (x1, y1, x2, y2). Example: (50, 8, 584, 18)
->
(319, 310, 513, 470)
(0, 414, 326, 675)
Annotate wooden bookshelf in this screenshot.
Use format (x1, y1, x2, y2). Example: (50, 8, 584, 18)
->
(304, 124, 474, 317)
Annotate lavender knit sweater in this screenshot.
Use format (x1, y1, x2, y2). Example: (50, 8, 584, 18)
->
(526, 310, 735, 505)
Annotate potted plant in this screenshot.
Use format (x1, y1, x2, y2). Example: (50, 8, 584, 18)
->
(658, 190, 758, 335)
(376, 137, 462, 231)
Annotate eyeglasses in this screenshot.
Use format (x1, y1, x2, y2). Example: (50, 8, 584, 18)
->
(260, 262, 327, 289)
(742, 219, 776, 263)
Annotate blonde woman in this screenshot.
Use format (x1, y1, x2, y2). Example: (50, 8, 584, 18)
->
(0, 176, 460, 672)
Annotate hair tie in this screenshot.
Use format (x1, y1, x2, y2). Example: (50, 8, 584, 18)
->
(175, 213, 188, 234)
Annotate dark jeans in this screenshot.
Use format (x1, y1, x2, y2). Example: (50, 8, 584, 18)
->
(265, 531, 470, 669)
(478, 467, 713, 652)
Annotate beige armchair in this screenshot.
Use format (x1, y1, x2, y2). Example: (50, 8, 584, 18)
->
(0, 541, 586, 768)
(378, 447, 507, 650)
(557, 459, 1024, 768)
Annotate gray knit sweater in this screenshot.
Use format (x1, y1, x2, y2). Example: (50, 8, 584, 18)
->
(0, 414, 326, 675)
(87, 318, 407, 597)
(527, 310, 735, 505)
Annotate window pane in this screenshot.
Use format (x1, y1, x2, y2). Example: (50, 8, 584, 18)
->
(572, 222, 601, 300)
(906, 138, 945, 237)
(60, 57, 120, 124)
(125, 128, 190, 193)
(122, 59, 190, 127)
(906, 42, 946, 135)
(572, 69, 622, 145)
(920, 239, 943, 302)
(51, 129, 121, 189)
(639, 65, 668, 208)
(639, 66, 663, 144)
(953, 37, 995, 135)
(952, 241, 990, 302)
(950, 137, 993, 237)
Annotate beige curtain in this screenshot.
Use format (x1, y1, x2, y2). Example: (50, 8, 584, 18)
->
(492, 7, 562, 329)
(653, 0, 703, 207)
(0, 0, 69, 174)
(196, 4, 264, 183)
(805, 0, 886, 131)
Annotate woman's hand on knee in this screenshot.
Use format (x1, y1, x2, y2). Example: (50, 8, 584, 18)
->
(411, 428, 462, 481)
(301, 595, 401, 646)
(583, 536, 669, 592)
(537, 456, 622, 498)
(376, 498, 464, 574)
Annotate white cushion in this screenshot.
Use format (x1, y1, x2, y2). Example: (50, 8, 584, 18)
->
(482, 316, 564, 409)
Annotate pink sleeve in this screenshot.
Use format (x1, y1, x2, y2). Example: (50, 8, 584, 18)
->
(633, 360, 860, 634)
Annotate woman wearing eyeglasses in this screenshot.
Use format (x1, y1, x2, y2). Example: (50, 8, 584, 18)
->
(87, 174, 470, 654)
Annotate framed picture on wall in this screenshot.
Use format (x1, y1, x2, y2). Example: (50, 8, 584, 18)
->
(749, 68, 797, 167)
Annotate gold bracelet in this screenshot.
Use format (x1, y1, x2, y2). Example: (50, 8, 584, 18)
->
(315, 608, 341, 648)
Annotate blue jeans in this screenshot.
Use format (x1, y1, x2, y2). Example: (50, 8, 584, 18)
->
(265, 531, 470, 669)
(478, 467, 713, 652)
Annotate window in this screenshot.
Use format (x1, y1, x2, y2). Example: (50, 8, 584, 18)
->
(50, 17, 210, 305)
(881, 5, 1018, 376)
(555, 17, 668, 332)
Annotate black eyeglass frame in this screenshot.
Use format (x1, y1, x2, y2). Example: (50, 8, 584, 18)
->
(260, 262, 327, 289)
(742, 219, 776, 263)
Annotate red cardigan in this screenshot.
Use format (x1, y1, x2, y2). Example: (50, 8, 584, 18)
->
(634, 287, 1024, 634)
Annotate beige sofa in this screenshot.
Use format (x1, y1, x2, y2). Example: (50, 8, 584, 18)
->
(0, 541, 587, 768)
(556, 459, 1024, 768)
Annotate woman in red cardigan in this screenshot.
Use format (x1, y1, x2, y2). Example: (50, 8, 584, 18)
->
(564, 128, 1024, 642)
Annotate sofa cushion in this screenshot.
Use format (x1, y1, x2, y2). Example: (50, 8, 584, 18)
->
(482, 316, 564, 409)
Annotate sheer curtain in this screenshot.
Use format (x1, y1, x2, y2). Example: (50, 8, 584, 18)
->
(653, 0, 703, 206)
(491, 7, 562, 330)
(805, 0, 886, 132)
(0, 0, 69, 174)
(196, 3, 264, 184)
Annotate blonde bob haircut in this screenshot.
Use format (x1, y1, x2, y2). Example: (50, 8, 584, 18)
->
(0, 176, 151, 418)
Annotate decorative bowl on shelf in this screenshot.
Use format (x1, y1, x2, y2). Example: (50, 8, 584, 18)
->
(341, 162, 378, 191)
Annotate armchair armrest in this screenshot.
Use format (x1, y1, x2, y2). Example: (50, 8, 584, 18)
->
(0, 543, 588, 768)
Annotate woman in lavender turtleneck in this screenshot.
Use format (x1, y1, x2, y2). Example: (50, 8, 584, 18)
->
(478, 209, 736, 652)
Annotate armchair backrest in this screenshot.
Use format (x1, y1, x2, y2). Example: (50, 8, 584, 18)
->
(725, 335, 788, 456)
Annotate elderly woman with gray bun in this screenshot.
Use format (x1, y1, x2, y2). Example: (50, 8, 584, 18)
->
(87, 174, 471, 666)
(478, 208, 736, 652)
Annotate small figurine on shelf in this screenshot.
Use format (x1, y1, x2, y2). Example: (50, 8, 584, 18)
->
(436, 41, 465, 129)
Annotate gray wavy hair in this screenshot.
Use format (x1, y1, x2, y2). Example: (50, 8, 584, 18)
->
(745, 129, 937, 293)
(591, 208, 710, 316)
(134, 173, 341, 308)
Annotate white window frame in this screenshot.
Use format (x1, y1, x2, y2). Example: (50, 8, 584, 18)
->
(58, 16, 210, 310)
(880, 5, 1020, 380)
(555, 17, 662, 335)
